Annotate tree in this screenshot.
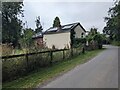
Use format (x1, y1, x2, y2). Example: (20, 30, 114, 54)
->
(2, 2, 24, 48)
(35, 16, 43, 33)
(19, 28, 35, 53)
(89, 27, 98, 36)
(93, 33, 103, 49)
(87, 27, 103, 49)
(103, 1, 120, 42)
(70, 29, 76, 48)
(87, 27, 98, 42)
(53, 16, 61, 27)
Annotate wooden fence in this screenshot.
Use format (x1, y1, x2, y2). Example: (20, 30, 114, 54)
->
(2, 49, 69, 61)
(2, 47, 82, 82)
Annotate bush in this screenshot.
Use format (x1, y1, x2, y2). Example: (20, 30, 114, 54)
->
(73, 38, 86, 48)
(52, 45, 56, 50)
(2, 53, 51, 82)
(2, 46, 83, 82)
(2, 44, 13, 56)
(112, 41, 120, 46)
(2, 56, 26, 82)
(75, 38, 86, 44)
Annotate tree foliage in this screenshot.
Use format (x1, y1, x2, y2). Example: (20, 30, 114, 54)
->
(103, 1, 120, 41)
(2, 2, 24, 47)
(87, 27, 98, 42)
(53, 16, 61, 27)
(70, 29, 76, 48)
(35, 16, 43, 33)
(87, 27, 103, 49)
(73, 38, 86, 48)
(19, 28, 35, 52)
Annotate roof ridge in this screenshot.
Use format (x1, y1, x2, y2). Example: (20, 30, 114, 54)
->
(62, 22, 79, 26)
(47, 22, 80, 30)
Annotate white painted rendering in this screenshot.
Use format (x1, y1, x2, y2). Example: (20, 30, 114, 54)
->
(74, 25, 86, 38)
(43, 24, 86, 49)
(43, 32, 71, 49)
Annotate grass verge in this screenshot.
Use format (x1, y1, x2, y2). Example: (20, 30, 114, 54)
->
(3, 48, 105, 88)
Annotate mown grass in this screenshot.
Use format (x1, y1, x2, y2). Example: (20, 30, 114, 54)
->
(2, 48, 105, 89)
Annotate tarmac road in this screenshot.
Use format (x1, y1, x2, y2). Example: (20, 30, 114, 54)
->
(42, 45, 118, 88)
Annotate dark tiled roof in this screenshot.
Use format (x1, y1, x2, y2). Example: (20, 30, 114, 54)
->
(44, 22, 86, 34)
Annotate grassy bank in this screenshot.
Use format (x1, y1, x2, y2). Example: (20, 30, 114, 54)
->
(3, 48, 105, 88)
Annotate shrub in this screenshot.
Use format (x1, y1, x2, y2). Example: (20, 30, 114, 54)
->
(52, 45, 56, 50)
(2, 44, 13, 56)
(2, 56, 26, 82)
(72, 38, 86, 48)
(112, 41, 120, 46)
(2, 46, 83, 82)
(2, 53, 51, 82)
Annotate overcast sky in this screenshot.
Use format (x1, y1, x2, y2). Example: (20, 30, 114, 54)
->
(22, 1, 114, 33)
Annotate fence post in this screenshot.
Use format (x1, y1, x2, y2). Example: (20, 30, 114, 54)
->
(25, 53, 29, 72)
(50, 51, 53, 65)
(63, 50, 65, 60)
(82, 44, 85, 54)
(71, 48, 73, 57)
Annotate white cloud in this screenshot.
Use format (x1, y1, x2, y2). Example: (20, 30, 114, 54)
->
(22, 1, 114, 33)
(24, 0, 114, 2)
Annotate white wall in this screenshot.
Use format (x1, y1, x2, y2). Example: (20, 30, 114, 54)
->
(43, 32, 71, 49)
(74, 25, 86, 38)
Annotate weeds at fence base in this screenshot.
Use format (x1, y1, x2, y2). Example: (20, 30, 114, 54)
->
(2, 48, 105, 88)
